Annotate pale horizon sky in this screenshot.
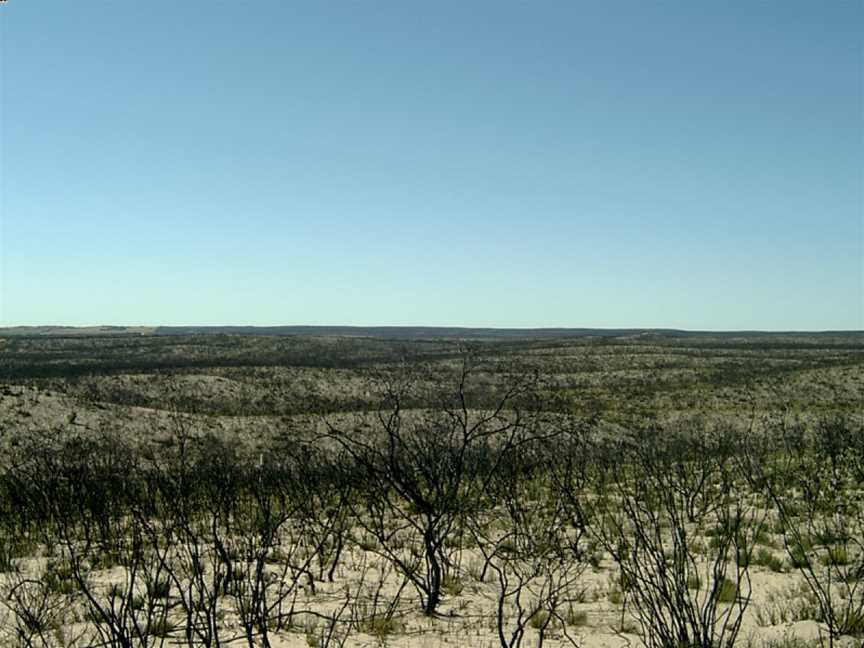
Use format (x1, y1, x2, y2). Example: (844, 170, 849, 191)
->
(1, 1, 862, 331)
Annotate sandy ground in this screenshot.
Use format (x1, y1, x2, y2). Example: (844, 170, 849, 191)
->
(1, 382, 861, 646)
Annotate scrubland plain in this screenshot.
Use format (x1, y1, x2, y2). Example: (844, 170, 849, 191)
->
(0, 329, 862, 648)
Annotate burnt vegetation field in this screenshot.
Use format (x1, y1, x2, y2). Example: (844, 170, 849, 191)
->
(0, 329, 862, 648)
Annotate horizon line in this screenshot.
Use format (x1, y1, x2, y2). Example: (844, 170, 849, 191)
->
(2, 324, 862, 335)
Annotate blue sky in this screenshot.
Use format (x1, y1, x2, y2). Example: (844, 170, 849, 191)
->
(1, 1, 861, 330)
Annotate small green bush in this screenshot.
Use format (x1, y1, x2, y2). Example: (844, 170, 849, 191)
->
(839, 608, 864, 636)
(441, 573, 463, 597)
(44, 561, 78, 596)
(716, 577, 738, 604)
(357, 614, 401, 639)
(565, 606, 588, 627)
(819, 546, 850, 566)
(753, 547, 785, 572)
(150, 618, 176, 638)
(529, 610, 550, 630)
(147, 577, 171, 599)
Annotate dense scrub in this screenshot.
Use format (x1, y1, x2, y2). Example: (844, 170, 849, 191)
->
(1, 352, 862, 647)
(1, 335, 862, 646)
(2, 332, 862, 420)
